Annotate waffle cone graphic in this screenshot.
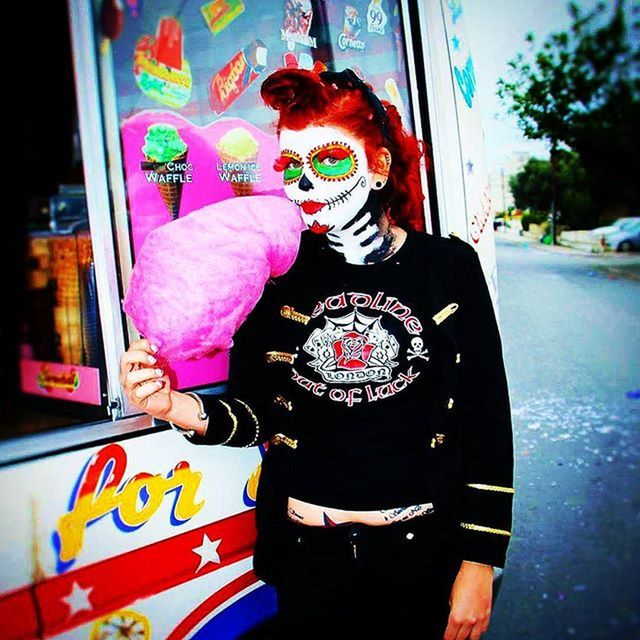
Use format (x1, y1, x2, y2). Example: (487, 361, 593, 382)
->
(216, 147, 257, 197)
(148, 149, 188, 219)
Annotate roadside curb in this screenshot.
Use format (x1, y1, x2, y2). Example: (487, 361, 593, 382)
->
(495, 234, 635, 260)
(592, 264, 640, 283)
(495, 234, 640, 283)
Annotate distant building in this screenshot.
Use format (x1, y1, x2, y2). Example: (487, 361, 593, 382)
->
(489, 151, 533, 212)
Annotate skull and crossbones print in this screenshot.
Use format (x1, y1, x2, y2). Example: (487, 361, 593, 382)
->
(407, 337, 429, 361)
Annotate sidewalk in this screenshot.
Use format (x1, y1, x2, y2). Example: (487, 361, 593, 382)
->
(596, 262, 640, 283)
(495, 230, 640, 283)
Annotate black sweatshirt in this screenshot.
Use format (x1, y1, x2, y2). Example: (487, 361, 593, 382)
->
(187, 229, 515, 571)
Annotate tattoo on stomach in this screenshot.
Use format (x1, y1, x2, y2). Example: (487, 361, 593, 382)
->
(286, 497, 435, 526)
(382, 503, 435, 522)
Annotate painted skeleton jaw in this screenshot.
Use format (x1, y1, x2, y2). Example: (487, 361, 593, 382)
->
(291, 176, 368, 214)
(279, 126, 373, 235)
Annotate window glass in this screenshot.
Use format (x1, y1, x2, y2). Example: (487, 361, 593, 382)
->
(101, 0, 417, 395)
(5, 4, 110, 439)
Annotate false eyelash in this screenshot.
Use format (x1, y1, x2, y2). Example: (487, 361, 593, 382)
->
(275, 149, 303, 172)
(276, 150, 304, 182)
(273, 157, 289, 172)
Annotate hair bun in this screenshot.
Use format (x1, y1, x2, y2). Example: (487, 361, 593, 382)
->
(261, 68, 329, 113)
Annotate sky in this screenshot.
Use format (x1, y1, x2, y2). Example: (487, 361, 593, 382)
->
(464, 0, 598, 171)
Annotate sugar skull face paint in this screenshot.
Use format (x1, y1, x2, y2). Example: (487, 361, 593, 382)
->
(276, 150, 304, 184)
(276, 126, 371, 235)
(309, 143, 357, 181)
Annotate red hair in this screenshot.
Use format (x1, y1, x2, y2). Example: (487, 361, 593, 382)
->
(260, 68, 426, 232)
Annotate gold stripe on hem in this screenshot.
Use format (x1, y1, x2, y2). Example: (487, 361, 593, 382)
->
(460, 522, 511, 537)
(466, 483, 515, 494)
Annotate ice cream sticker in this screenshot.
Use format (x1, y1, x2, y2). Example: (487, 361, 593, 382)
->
(367, 0, 388, 35)
(37, 364, 80, 393)
(384, 77, 406, 118)
(281, 0, 317, 50)
(209, 40, 268, 115)
(283, 52, 327, 73)
(133, 17, 192, 108)
(141, 124, 192, 220)
(200, 0, 245, 36)
(21, 359, 102, 404)
(283, 51, 314, 70)
(216, 128, 261, 196)
(338, 6, 366, 51)
(125, 0, 141, 18)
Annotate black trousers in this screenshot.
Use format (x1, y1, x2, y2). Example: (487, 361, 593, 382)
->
(274, 513, 462, 638)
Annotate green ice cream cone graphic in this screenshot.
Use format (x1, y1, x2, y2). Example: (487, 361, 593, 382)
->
(142, 124, 189, 219)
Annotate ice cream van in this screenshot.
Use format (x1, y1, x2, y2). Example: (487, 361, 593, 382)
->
(1, 1, 502, 638)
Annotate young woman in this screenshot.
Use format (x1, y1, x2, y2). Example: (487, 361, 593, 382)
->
(119, 68, 514, 639)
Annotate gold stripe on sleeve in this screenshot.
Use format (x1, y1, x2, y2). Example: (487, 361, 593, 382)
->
(466, 483, 515, 494)
(460, 522, 511, 537)
(236, 399, 261, 447)
(219, 400, 239, 445)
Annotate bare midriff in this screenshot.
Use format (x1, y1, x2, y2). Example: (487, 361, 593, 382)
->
(287, 496, 435, 527)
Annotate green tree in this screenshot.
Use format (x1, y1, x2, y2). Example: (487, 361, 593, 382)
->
(509, 158, 552, 213)
(510, 152, 597, 229)
(498, 1, 640, 240)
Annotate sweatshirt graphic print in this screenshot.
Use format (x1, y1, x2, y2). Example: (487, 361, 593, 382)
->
(272, 231, 440, 510)
(293, 290, 427, 407)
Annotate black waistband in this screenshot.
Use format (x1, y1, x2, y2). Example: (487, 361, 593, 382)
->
(284, 511, 437, 549)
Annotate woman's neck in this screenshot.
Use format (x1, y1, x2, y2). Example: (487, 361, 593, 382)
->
(324, 194, 405, 265)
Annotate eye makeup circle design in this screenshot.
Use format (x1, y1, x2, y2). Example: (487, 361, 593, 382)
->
(277, 150, 304, 184)
(309, 142, 358, 181)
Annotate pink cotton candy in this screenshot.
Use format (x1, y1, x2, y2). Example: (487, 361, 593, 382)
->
(123, 195, 304, 361)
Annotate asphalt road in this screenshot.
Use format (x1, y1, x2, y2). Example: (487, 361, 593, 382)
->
(487, 239, 640, 640)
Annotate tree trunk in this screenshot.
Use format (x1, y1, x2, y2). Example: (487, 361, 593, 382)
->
(549, 142, 558, 245)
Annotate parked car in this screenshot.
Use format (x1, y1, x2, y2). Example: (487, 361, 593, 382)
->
(591, 217, 640, 238)
(604, 219, 640, 252)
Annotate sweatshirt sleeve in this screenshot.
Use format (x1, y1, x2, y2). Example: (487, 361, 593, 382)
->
(185, 281, 280, 448)
(453, 243, 515, 568)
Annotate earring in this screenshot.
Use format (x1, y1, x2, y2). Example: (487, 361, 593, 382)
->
(373, 180, 385, 190)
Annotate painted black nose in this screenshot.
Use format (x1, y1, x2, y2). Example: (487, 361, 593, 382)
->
(299, 173, 314, 192)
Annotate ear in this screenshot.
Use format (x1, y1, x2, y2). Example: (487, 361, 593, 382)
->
(371, 147, 392, 190)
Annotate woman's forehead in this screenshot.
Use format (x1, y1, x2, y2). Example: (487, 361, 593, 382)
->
(279, 125, 364, 152)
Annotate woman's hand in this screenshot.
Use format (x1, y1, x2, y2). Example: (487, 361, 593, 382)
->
(119, 339, 173, 419)
(443, 561, 493, 640)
